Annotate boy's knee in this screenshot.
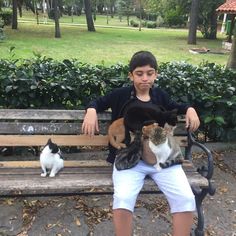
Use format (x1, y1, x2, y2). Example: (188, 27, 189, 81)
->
(113, 191, 138, 212)
(170, 192, 196, 213)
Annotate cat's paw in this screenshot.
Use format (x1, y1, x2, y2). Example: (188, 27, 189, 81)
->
(116, 143, 126, 149)
(49, 173, 55, 177)
(41, 173, 47, 177)
(154, 164, 162, 172)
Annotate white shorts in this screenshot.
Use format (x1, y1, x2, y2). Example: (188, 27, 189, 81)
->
(112, 160, 196, 213)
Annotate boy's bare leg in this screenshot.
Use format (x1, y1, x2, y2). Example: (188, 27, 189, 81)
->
(172, 212, 194, 236)
(113, 209, 133, 236)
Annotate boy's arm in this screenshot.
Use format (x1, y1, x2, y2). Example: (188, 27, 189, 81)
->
(82, 108, 99, 136)
(82, 91, 115, 135)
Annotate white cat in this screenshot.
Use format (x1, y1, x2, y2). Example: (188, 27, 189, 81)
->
(40, 138, 64, 177)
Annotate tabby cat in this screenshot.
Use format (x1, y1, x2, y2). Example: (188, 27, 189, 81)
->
(142, 123, 184, 171)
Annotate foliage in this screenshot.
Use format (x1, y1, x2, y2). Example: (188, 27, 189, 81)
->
(130, 19, 139, 27)
(0, 17, 4, 40)
(158, 61, 236, 141)
(156, 15, 164, 27)
(0, 9, 12, 25)
(198, 0, 224, 39)
(116, 0, 134, 25)
(146, 21, 156, 28)
(0, 58, 235, 141)
(164, 7, 186, 27)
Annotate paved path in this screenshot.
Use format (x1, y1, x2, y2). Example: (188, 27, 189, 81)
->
(0, 150, 235, 236)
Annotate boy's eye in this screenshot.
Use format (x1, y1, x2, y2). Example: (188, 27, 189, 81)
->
(136, 72, 144, 76)
(147, 71, 155, 76)
(134, 70, 156, 77)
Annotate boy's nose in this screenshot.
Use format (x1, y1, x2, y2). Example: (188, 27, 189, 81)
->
(142, 74, 149, 81)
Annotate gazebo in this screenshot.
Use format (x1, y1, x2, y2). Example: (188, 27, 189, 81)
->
(216, 0, 236, 43)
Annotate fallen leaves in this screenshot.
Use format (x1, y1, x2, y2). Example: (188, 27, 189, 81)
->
(76, 217, 81, 227)
(218, 186, 228, 194)
(74, 196, 112, 231)
(213, 151, 236, 178)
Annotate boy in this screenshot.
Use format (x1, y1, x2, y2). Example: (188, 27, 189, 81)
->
(82, 51, 200, 236)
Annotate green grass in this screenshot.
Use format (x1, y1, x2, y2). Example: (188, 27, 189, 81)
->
(18, 10, 137, 27)
(1, 16, 229, 66)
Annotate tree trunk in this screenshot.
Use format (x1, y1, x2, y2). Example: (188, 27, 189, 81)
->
(12, 0, 18, 29)
(84, 0, 95, 32)
(17, 0, 23, 17)
(188, 0, 199, 44)
(53, 0, 61, 38)
(139, 0, 142, 31)
(227, 15, 235, 43)
(227, 18, 236, 70)
(209, 11, 217, 39)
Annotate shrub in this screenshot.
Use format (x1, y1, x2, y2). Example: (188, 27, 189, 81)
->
(146, 21, 157, 28)
(0, 9, 12, 26)
(0, 18, 5, 40)
(164, 9, 185, 27)
(130, 20, 139, 28)
(156, 16, 164, 27)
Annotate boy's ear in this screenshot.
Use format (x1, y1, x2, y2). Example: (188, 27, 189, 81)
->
(128, 72, 133, 81)
(155, 70, 158, 79)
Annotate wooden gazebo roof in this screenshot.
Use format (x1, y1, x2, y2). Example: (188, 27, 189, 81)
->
(216, 0, 236, 14)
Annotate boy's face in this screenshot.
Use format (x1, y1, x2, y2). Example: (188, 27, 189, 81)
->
(129, 65, 157, 93)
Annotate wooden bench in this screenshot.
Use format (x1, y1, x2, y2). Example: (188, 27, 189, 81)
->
(0, 109, 215, 236)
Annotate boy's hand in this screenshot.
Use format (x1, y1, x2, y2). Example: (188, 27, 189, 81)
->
(185, 107, 200, 132)
(82, 108, 99, 136)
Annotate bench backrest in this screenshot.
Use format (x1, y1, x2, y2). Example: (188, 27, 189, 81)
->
(0, 109, 188, 147)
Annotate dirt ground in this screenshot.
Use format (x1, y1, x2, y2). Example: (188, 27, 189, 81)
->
(0, 150, 235, 236)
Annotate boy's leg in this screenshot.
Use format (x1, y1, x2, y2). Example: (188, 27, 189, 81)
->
(112, 162, 146, 236)
(150, 165, 195, 236)
(113, 209, 133, 236)
(172, 212, 193, 236)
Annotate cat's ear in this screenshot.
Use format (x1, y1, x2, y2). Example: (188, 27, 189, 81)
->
(164, 123, 176, 135)
(165, 109, 178, 126)
(47, 138, 52, 145)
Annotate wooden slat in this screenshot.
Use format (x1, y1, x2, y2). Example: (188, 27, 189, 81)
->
(0, 164, 208, 196)
(0, 160, 194, 169)
(0, 122, 81, 134)
(0, 135, 109, 146)
(0, 135, 187, 147)
(0, 160, 110, 168)
(0, 122, 186, 136)
(0, 109, 111, 121)
(0, 122, 109, 135)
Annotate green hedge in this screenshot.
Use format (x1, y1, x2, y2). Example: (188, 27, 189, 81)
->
(0, 58, 235, 141)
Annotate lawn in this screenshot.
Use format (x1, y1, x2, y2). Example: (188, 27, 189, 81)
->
(0, 13, 229, 66)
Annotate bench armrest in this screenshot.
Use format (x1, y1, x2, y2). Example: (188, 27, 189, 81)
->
(185, 131, 214, 180)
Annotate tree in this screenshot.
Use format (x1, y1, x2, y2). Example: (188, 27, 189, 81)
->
(53, 0, 61, 38)
(84, 0, 95, 31)
(116, 0, 133, 26)
(188, 0, 199, 44)
(198, 0, 224, 39)
(12, 0, 18, 29)
(227, 28, 236, 70)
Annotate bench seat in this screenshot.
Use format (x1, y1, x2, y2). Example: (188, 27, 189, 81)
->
(0, 160, 208, 197)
